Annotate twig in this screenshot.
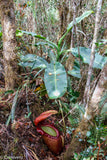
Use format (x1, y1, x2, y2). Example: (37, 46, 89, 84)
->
(25, 84, 35, 127)
(23, 144, 39, 160)
(58, 100, 66, 137)
(70, 0, 76, 49)
(97, 141, 100, 160)
(83, 0, 103, 108)
(59, 106, 76, 124)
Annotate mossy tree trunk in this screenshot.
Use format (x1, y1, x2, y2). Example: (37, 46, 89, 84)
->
(0, 0, 19, 90)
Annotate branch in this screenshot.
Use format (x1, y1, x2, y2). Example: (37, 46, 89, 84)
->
(83, 0, 103, 107)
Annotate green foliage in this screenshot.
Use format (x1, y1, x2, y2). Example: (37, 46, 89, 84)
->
(62, 103, 85, 128)
(19, 11, 93, 99)
(0, 31, 2, 37)
(18, 10, 93, 61)
(58, 10, 93, 50)
(71, 47, 107, 69)
(74, 146, 104, 160)
(16, 29, 23, 37)
(19, 54, 67, 99)
(68, 60, 81, 78)
(44, 62, 67, 99)
(0, 24, 2, 37)
(16, 30, 46, 39)
(6, 90, 19, 126)
(68, 47, 107, 78)
(67, 78, 80, 102)
(19, 54, 48, 69)
(4, 90, 14, 95)
(67, 10, 94, 31)
(16, 30, 58, 51)
(0, 24, 3, 49)
(73, 114, 107, 159)
(71, 93, 107, 159)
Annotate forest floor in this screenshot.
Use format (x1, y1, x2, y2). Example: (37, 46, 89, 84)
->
(0, 83, 73, 160)
(0, 64, 106, 160)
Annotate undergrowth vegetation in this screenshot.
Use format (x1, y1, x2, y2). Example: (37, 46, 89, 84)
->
(0, 0, 107, 159)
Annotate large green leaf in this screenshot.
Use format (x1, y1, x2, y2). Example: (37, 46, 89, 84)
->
(58, 10, 93, 49)
(44, 62, 67, 99)
(35, 41, 56, 49)
(17, 30, 46, 39)
(48, 50, 57, 62)
(71, 47, 107, 69)
(68, 67, 81, 79)
(68, 61, 81, 78)
(20, 54, 36, 62)
(17, 30, 58, 51)
(67, 10, 93, 31)
(19, 54, 48, 69)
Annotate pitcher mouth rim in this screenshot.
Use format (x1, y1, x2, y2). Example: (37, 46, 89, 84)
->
(36, 123, 60, 139)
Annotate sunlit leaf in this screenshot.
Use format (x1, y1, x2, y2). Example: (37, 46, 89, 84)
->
(20, 54, 36, 62)
(19, 54, 48, 69)
(17, 30, 58, 50)
(86, 131, 91, 137)
(58, 10, 93, 49)
(44, 62, 67, 99)
(68, 61, 81, 78)
(35, 41, 57, 49)
(18, 30, 46, 39)
(71, 47, 107, 69)
(67, 10, 93, 31)
(0, 32, 2, 37)
(16, 30, 23, 37)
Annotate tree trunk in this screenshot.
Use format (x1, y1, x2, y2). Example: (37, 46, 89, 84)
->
(57, 0, 73, 48)
(63, 63, 107, 159)
(64, 0, 104, 158)
(83, 0, 103, 107)
(0, 0, 19, 90)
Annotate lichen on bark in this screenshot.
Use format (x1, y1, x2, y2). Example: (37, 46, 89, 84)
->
(0, 0, 19, 90)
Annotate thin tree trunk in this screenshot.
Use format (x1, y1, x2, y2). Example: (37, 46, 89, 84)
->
(64, 0, 104, 159)
(64, 63, 107, 159)
(83, 0, 103, 107)
(58, 0, 72, 48)
(0, 0, 19, 90)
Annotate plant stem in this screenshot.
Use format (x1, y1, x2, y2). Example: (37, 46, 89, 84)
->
(58, 100, 66, 137)
(25, 83, 35, 126)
